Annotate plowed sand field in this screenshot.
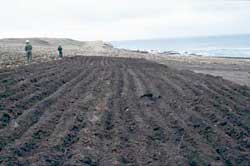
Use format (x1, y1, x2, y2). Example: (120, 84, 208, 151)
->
(0, 56, 250, 165)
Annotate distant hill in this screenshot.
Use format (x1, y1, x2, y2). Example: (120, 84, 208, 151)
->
(0, 38, 115, 68)
(0, 38, 113, 49)
(0, 38, 80, 46)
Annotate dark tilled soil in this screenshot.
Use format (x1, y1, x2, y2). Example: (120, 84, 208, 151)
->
(0, 56, 250, 166)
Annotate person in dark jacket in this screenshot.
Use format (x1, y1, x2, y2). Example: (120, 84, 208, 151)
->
(25, 40, 32, 63)
(58, 45, 63, 58)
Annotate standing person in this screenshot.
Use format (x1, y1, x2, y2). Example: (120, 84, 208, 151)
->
(58, 45, 63, 58)
(25, 40, 32, 64)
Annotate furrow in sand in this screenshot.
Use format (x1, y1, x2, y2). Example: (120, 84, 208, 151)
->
(0, 59, 69, 88)
(13, 68, 106, 165)
(133, 67, 195, 165)
(97, 62, 128, 165)
(143, 66, 250, 165)
(121, 66, 155, 165)
(201, 75, 250, 118)
(177, 71, 248, 107)
(0, 57, 85, 102)
(156, 68, 250, 136)
(137, 67, 225, 165)
(51, 59, 121, 165)
(62, 62, 115, 165)
(0, 58, 83, 106)
(15, 57, 112, 165)
(126, 66, 174, 165)
(0, 66, 85, 129)
(116, 63, 163, 165)
(0, 66, 99, 163)
(0, 56, 249, 165)
(173, 72, 250, 138)
(0, 65, 94, 153)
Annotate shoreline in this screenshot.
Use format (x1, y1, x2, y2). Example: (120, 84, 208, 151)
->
(215, 56, 250, 60)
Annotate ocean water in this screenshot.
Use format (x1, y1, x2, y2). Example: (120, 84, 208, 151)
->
(111, 34, 250, 58)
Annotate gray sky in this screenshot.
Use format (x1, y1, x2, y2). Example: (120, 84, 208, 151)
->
(1, 0, 250, 41)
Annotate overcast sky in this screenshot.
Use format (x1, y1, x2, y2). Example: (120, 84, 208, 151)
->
(0, 0, 250, 41)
